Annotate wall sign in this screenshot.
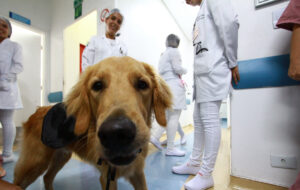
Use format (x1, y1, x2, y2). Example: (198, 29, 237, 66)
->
(9, 12, 31, 25)
(255, 0, 285, 8)
(100, 9, 109, 22)
(74, 0, 83, 19)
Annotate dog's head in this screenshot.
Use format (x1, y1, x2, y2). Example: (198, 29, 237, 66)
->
(63, 56, 172, 166)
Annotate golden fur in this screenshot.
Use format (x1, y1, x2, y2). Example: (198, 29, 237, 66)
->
(13, 56, 172, 190)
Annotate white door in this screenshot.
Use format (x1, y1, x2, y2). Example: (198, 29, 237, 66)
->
(10, 23, 42, 127)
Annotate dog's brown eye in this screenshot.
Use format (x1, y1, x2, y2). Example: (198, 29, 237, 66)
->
(136, 80, 148, 90)
(92, 81, 104, 91)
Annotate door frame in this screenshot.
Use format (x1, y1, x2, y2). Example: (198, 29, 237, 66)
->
(10, 19, 46, 106)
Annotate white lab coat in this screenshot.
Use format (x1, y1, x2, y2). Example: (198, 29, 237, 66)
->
(158, 47, 187, 110)
(0, 38, 23, 109)
(82, 35, 127, 71)
(193, 0, 239, 103)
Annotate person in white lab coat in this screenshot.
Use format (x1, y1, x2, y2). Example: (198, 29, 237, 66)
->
(0, 17, 23, 164)
(82, 8, 127, 71)
(172, 0, 240, 189)
(151, 34, 188, 156)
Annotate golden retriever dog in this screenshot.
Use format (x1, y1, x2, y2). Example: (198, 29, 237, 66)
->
(13, 56, 172, 190)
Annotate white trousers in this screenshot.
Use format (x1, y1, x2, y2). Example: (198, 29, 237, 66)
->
(189, 101, 222, 176)
(0, 109, 16, 157)
(152, 109, 182, 149)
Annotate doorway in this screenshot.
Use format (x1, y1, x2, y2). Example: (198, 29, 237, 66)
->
(63, 10, 97, 95)
(10, 21, 45, 127)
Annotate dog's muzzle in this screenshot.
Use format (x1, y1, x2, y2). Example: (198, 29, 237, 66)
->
(98, 115, 138, 165)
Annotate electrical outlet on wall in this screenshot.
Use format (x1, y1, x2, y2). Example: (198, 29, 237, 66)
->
(270, 155, 297, 169)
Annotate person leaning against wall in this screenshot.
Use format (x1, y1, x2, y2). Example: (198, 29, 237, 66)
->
(276, 0, 300, 189)
(81, 8, 127, 71)
(150, 34, 188, 156)
(171, 0, 240, 189)
(0, 17, 23, 190)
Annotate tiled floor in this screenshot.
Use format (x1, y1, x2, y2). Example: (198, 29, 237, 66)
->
(1, 124, 288, 190)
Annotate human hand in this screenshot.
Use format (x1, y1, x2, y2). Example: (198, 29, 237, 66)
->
(288, 63, 300, 81)
(231, 66, 240, 85)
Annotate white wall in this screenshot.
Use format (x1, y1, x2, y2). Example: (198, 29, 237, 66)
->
(116, 0, 195, 127)
(235, 0, 291, 61)
(231, 0, 300, 187)
(63, 11, 97, 95)
(50, 0, 114, 93)
(0, 0, 51, 105)
(0, 0, 51, 31)
(161, 0, 199, 41)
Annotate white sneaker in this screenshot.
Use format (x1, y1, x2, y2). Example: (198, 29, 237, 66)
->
(172, 162, 200, 175)
(165, 148, 185, 157)
(180, 135, 187, 145)
(2, 154, 15, 163)
(150, 136, 163, 150)
(184, 174, 214, 190)
(161, 139, 167, 146)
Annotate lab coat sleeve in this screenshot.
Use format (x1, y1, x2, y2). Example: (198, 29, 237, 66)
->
(169, 49, 187, 75)
(208, 0, 239, 68)
(82, 37, 96, 71)
(9, 43, 23, 75)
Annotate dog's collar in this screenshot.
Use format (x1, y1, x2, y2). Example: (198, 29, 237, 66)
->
(97, 148, 142, 190)
(97, 158, 116, 190)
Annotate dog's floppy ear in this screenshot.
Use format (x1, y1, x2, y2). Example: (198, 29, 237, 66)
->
(64, 69, 92, 136)
(41, 103, 77, 148)
(41, 70, 92, 148)
(143, 63, 172, 126)
(153, 75, 172, 126)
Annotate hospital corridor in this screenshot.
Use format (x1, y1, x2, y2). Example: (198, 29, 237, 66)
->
(0, 0, 300, 190)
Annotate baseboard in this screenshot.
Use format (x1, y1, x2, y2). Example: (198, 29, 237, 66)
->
(231, 173, 289, 188)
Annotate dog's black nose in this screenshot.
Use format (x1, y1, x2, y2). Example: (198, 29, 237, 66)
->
(98, 115, 136, 150)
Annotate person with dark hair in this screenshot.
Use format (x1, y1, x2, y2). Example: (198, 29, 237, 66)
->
(0, 17, 23, 164)
(151, 34, 187, 156)
(82, 8, 127, 71)
(171, 0, 240, 189)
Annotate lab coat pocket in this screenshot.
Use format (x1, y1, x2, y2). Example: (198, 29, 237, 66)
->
(0, 81, 11, 91)
(194, 51, 213, 75)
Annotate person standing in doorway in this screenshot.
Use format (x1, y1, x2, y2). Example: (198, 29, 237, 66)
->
(0, 17, 23, 163)
(82, 8, 127, 71)
(151, 34, 188, 156)
(172, 0, 240, 189)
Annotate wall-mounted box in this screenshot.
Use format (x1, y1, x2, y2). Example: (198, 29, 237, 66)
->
(270, 155, 297, 169)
